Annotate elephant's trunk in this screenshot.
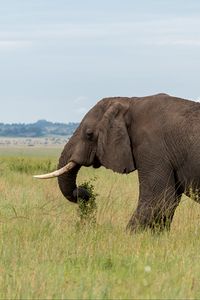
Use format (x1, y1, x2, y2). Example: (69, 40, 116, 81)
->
(57, 163, 80, 203)
(57, 155, 90, 203)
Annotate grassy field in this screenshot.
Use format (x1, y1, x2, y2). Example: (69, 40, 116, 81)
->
(0, 148, 200, 299)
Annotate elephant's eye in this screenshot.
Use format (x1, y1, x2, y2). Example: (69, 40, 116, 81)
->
(86, 129, 93, 141)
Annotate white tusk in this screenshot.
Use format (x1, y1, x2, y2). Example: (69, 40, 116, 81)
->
(33, 161, 76, 179)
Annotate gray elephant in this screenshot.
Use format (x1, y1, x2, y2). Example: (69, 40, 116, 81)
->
(35, 93, 200, 232)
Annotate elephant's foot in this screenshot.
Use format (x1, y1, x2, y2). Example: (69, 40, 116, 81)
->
(126, 213, 173, 234)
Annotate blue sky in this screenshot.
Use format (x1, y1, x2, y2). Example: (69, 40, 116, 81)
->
(0, 0, 200, 123)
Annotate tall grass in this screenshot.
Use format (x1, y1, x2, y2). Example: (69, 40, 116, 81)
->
(0, 151, 200, 298)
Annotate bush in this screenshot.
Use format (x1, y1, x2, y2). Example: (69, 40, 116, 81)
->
(77, 178, 98, 225)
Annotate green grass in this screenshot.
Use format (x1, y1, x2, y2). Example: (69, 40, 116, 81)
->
(0, 149, 200, 298)
(0, 147, 61, 157)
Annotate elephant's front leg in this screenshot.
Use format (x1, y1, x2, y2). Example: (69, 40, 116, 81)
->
(127, 167, 182, 233)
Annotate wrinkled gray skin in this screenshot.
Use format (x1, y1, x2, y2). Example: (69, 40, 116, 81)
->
(58, 93, 200, 232)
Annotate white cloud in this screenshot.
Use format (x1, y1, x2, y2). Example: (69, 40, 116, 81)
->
(151, 39, 200, 46)
(0, 40, 32, 50)
(74, 96, 88, 104)
(1, 16, 200, 47)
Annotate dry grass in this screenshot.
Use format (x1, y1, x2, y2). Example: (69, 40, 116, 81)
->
(0, 150, 200, 298)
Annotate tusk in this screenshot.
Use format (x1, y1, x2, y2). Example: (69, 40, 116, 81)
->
(33, 161, 76, 179)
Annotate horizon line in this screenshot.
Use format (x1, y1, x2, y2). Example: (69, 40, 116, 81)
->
(0, 119, 80, 125)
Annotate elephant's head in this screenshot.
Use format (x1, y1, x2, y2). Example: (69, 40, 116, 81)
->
(34, 97, 136, 202)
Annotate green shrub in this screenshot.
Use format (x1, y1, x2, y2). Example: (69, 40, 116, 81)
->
(77, 178, 98, 225)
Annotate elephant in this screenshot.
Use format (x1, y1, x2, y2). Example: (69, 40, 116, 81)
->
(34, 93, 200, 232)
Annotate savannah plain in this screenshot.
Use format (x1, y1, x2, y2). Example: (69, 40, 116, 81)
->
(0, 139, 200, 299)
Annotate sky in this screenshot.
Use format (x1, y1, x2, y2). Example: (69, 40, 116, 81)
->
(0, 0, 200, 123)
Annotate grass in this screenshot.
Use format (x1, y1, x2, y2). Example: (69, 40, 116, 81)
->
(0, 149, 200, 298)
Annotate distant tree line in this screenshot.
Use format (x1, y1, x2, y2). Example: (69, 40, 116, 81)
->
(0, 120, 79, 137)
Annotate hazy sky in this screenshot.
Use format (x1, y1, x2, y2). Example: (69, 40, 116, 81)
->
(1, 0, 200, 123)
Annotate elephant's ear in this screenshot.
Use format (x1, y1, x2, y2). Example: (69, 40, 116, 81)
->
(97, 101, 136, 174)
